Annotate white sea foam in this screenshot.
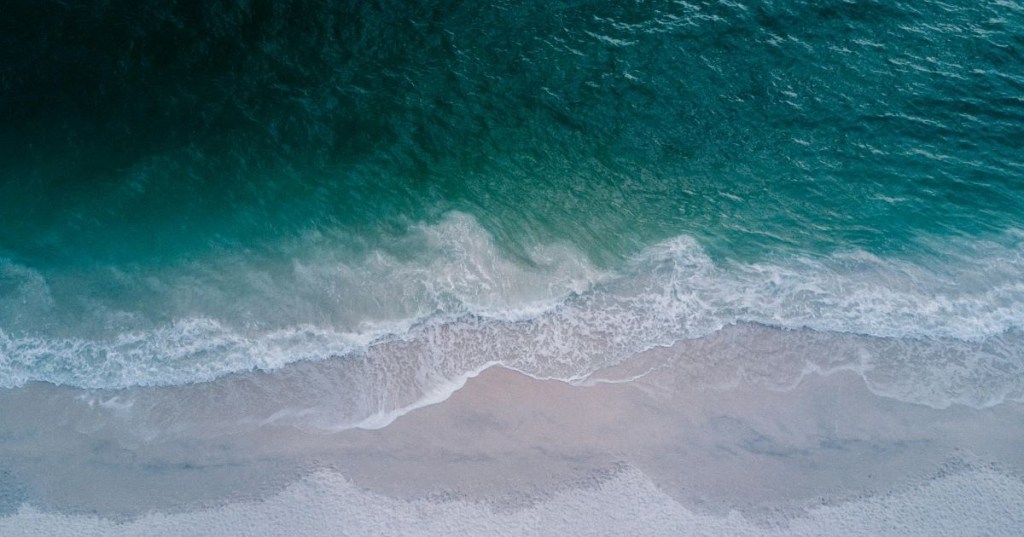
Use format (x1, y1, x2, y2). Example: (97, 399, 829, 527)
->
(348, 360, 501, 430)
(1, 213, 1022, 413)
(3, 465, 1022, 537)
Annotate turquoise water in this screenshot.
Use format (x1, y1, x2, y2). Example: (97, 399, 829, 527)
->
(1, 1, 1023, 398)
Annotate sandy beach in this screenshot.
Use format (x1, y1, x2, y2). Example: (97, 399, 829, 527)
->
(2, 327, 1022, 535)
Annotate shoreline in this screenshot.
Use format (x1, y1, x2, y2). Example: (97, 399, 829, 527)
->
(2, 346, 1023, 533)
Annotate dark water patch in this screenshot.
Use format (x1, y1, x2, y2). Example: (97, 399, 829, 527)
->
(2, 0, 1022, 269)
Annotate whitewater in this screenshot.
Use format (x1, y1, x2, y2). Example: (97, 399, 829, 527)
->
(3, 213, 1021, 430)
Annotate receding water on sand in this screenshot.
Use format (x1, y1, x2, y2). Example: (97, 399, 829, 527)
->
(1, 326, 1023, 535)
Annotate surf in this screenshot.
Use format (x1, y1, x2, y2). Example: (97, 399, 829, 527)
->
(2, 214, 1021, 420)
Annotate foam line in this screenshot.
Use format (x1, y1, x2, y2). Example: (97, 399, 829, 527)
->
(1, 214, 1022, 413)
(3, 465, 1022, 537)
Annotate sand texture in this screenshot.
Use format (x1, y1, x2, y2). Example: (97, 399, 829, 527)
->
(1, 334, 1023, 535)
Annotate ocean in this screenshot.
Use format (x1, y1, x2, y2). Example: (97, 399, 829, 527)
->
(0, 1, 1023, 533)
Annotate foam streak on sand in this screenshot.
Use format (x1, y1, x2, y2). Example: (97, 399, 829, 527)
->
(3, 467, 1023, 537)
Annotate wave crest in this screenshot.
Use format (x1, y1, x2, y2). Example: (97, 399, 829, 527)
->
(1, 214, 1022, 415)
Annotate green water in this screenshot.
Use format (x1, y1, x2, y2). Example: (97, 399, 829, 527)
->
(3, 0, 1021, 268)
(1, 0, 1023, 388)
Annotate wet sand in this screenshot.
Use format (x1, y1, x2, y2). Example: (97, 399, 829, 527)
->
(1, 344, 1023, 535)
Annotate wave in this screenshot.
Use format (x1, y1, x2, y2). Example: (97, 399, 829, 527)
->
(1, 213, 1022, 413)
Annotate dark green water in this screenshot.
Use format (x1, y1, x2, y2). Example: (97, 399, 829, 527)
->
(1, 0, 1023, 391)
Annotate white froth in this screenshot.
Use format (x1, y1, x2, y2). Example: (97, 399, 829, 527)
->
(2, 466, 1021, 537)
(348, 361, 501, 430)
(1, 213, 1023, 413)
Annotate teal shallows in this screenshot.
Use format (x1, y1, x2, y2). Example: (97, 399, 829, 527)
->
(0, 0, 1023, 356)
(2, 0, 1022, 269)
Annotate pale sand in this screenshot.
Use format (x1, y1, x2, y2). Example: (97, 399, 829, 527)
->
(1, 343, 1023, 535)
(339, 366, 1024, 510)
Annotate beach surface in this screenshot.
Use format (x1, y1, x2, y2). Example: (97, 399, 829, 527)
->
(2, 331, 1022, 536)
